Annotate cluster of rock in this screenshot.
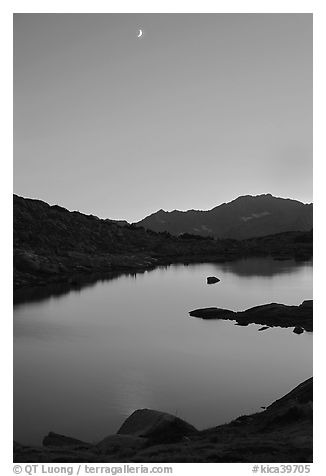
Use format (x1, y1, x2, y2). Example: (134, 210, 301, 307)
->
(14, 409, 198, 463)
(189, 300, 313, 332)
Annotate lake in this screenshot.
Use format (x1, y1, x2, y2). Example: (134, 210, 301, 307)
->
(13, 257, 313, 445)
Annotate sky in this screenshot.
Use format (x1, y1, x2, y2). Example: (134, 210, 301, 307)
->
(13, 13, 312, 222)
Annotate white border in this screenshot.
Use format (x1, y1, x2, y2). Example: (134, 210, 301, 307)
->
(3, 1, 324, 474)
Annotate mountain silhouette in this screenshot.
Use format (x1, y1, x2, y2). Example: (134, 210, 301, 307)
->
(13, 194, 312, 289)
(136, 194, 312, 239)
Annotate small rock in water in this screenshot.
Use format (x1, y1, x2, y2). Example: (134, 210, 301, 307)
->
(293, 326, 304, 334)
(207, 276, 220, 284)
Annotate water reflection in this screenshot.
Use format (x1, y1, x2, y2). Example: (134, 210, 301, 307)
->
(14, 258, 312, 307)
(13, 269, 150, 307)
(218, 257, 312, 277)
(14, 258, 312, 445)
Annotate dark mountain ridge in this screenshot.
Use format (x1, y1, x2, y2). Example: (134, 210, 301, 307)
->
(13, 194, 312, 289)
(136, 194, 313, 239)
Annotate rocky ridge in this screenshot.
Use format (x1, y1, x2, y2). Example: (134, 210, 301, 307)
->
(136, 194, 313, 240)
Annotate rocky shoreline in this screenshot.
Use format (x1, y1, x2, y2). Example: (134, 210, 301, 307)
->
(13, 377, 313, 463)
(189, 300, 313, 332)
(13, 245, 312, 291)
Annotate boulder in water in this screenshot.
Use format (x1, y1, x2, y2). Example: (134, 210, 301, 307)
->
(207, 276, 220, 284)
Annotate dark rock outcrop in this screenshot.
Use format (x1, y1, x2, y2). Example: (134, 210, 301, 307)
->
(189, 307, 235, 320)
(117, 409, 198, 444)
(256, 378, 313, 430)
(42, 432, 92, 448)
(189, 300, 313, 331)
(96, 435, 147, 455)
(293, 326, 304, 334)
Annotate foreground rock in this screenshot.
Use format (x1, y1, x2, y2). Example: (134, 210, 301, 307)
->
(14, 378, 312, 463)
(189, 300, 313, 332)
(96, 435, 147, 455)
(118, 409, 198, 443)
(42, 432, 92, 448)
(256, 377, 312, 430)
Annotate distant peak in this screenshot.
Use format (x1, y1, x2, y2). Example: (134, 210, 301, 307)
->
(233, 193, 272, 200)
(228, 193, 302, 204)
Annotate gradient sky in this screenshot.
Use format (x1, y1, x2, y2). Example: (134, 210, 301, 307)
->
(14, 13, 312, 222)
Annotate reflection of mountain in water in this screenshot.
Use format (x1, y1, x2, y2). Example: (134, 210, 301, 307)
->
(14, 280, 96, 307)
(217, 257, 312, 278)
(14, 258, 312, 308)
(13, 269, 148, 307)
(14, 316, 74, 342)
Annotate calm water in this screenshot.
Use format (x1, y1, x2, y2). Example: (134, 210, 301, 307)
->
(14, 258, 313, 445)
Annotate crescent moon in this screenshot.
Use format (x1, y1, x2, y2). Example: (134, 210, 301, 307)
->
(137, 29, 143, 38)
